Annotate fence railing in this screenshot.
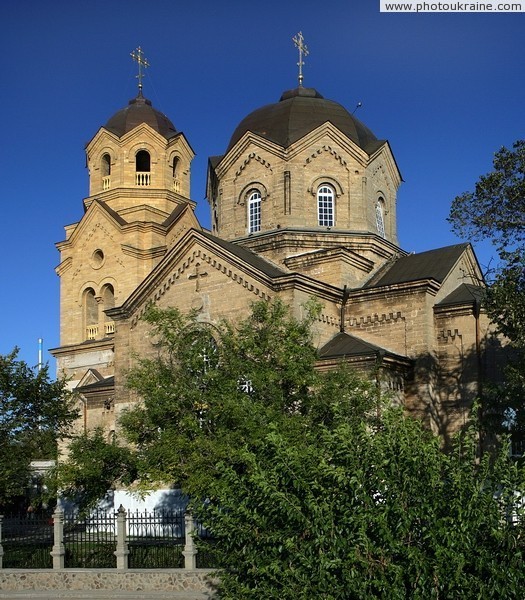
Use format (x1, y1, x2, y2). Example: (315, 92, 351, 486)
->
(0, 505, 212, 570)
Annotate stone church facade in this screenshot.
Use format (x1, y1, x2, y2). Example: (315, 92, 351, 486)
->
(51, 79, 499, 448)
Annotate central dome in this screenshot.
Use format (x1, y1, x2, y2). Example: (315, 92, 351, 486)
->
(104, 92, 178, 139)
(227, 87, 382, 153)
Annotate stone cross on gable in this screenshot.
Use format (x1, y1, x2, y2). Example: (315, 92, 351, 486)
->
(188, 262, 208, 292)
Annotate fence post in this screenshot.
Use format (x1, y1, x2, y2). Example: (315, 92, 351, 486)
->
(51, 506, 65, 569)
(183, 511, 197, 569)
(114, 505, 129, 570)
(0, 515, 4, 569)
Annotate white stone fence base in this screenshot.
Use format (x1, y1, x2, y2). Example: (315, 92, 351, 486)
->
(0, 569, 217, 596)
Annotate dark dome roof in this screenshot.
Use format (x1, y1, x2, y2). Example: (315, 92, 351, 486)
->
(227, 87, 382, 153)
(104, 92, 178, 139)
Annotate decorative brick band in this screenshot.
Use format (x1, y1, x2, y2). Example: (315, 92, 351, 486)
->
(438, 328, 461, 341)
(348, 311, 404, 327)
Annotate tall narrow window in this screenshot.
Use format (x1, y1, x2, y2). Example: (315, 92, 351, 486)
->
(102, 284, 115, 336)
(171, 156, 180, 178)
(101, 154, 111, 176)
(317, 184, 335, 227)
(135, 150, 151, 186)
(101, 154, 111, 190)
(248, 190, 261, 233)
(171, 156, 181, 192)
(84, 288, 98, 340)
(376, 198, 386, 238)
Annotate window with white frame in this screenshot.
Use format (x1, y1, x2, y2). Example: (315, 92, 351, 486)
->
(248, 190, 262, 233)
(317, 184, 335, 227)
(376, 198, 386, 238)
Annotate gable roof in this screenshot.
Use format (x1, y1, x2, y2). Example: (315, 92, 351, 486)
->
(318, 332, 405, 361)
(200, 230, 287, 278)
(367, 244, 470, 288)
(76, 375, 114, 393)
(435, 283, 485, 307)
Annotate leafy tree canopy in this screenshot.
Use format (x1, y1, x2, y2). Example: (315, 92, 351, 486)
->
(56, 301, 525, 598)
(448, 139, 525, 260)
(449, 141, 525, 443)
(0, 348, 77, 511)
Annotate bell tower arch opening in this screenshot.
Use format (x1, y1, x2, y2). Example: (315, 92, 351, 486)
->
(135, 150, 151, 186)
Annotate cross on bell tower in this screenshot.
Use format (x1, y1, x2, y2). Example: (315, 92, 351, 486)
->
(292, 31, 309, 87)
(130, 46, 150, 93)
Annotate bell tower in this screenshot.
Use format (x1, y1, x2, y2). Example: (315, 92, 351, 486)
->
(52, 49, 197, 387)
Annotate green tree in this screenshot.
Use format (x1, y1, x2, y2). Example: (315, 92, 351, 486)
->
(0, 348, 77, 511)
(56, 301, 525, 598)
(448, 139, 525, 260)
(199, 409, 525, 599)
(449, 140, 525, 440)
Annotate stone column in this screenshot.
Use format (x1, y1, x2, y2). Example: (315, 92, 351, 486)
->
(183, 511, 197, 570)
(0, 515, 4, 568)
(114, 504, 129, 570)
(50, 506, 65, 569)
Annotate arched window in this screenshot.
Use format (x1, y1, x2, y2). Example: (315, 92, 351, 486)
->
(136, 150, 150, 171)
(101, 154, 111, 176)
(101, 154, 111, 190)
(317, 184, 335, 227)
(84, 288, 98, 340)
(101, 284, 115, 336)
(247, 190, 262, 234)
(171, 156, 180, 178)
(376, 198, 386, 238)
(171, 156, 181, 192)
(135, 150, 151, 186)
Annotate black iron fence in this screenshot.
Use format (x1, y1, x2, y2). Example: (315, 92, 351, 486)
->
(64, 510, 117, 568)
(0, 507, 215, 570)
(1, 512, 53, 569)
(127, 509, 185, 568)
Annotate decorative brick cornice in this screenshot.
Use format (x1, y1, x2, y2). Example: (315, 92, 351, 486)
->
(234, 152, 273, 181)
(305, 144, 349, 169)
(55, 257, 72, 277)
(437, 328, 462, 342)
(348, 311, 405, 328)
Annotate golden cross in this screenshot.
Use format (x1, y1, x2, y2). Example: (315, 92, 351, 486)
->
(130, 46, 150, 93)
(292, 31, 309, 87)
(188, 262, 209, 292)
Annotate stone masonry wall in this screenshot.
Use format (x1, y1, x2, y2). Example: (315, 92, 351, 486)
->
(0, 570, 216, 595)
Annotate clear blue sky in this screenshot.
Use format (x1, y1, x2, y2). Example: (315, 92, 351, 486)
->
(2, 0, 524, 369)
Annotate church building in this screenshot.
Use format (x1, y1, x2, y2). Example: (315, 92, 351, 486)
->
(51, 45, 499, 450)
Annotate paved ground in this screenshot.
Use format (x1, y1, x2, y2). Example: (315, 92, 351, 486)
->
(0, 592, 213, 599)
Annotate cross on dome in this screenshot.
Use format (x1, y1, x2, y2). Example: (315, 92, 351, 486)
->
(130, 46, 150, 93)
(292, 31, 309, 87)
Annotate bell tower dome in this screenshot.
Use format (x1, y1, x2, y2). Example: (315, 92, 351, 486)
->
(85, 87, 194, 222)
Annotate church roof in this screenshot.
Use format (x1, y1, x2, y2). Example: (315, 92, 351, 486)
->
(200, 230, 287, 278)
(367, 244, 470, 288)
(104, 92, 178, 139)
(435, 283, 485, 307)
(318, 332, 407, 362)
(226, 87, 384, 154)
(76, 375, 115, 393)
